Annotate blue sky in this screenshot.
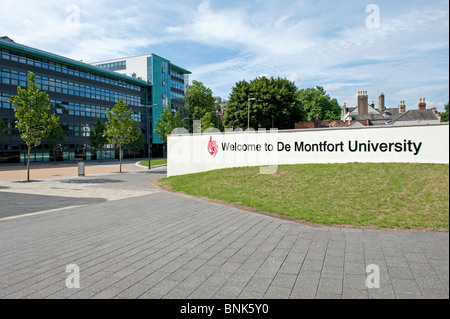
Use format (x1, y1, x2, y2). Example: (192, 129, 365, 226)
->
(1, 0, 449, 111)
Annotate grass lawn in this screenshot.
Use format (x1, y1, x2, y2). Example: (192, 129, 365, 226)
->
(139, 158, 167, 167)
(158, 163, 449, 231)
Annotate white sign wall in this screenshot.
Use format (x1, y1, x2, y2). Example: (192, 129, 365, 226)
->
(167, 124, 449, 177)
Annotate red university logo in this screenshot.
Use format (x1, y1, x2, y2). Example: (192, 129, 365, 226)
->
(207, 136, 218, 157)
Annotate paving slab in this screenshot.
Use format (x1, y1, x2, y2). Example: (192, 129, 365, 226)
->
(0, 162, 448, 299)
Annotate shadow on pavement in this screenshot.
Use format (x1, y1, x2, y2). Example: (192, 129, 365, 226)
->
(12, 180, 46, 183)
(135, 170, 167, 175)
(0, 192, 106, 219)
(58, 178, 124, 184)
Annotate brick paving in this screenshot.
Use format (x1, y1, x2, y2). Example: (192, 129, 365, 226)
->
(0, 162, 448, 299)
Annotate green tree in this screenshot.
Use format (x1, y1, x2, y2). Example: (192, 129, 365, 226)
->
(224, 76, 301, 130)
(186, 80, 216, 132)
(105, 97, 141, 173)
(90, 119, 108, 160)
(9, 72, 59, 182)
(440, 102, 449, 122)
(154, 108, 185, 157)
(201, 112, 216, 133)
(297, 86, 341, 121)
(45, 118, 66, 164)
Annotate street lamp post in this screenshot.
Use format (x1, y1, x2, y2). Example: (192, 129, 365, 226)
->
(144, 104, 158, 170)
(248, 98, 256, 129)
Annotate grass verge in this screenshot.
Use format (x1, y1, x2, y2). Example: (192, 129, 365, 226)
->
(139, 158, 167, 167)
(158, 163, 449, 231)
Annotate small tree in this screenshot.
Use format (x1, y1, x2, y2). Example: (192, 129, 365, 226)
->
(105, 97, 141, 173)
(154, 108, 185, 158)
(90, 119, 108, 160)
(441, 102, 449, 122)
(9, 72, 59, 182)
(201, 112, 216, 133)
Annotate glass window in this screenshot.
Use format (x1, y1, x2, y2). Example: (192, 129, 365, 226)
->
(1, 51, 10, 60)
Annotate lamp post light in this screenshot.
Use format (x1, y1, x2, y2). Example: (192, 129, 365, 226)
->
(248, 98, 256, 129)
(144, 104, 159, 170)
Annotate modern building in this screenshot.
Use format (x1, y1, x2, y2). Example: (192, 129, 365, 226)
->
(0, 36, 152, 164)
(92, 54, 191, 148)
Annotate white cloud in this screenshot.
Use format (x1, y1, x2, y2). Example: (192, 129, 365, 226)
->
(180, 1, 449, 110)
(1, 0, 448, 111)
(0, 0, 169, 61)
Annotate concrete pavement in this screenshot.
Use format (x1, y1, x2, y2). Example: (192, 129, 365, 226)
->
(0, 163, 448, 299)
(0, 160, 135, 180)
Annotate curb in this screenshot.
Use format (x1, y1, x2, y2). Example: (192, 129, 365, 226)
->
(135, 161, 167, 169)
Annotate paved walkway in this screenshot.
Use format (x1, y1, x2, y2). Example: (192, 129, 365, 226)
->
(0, 160, 134, 180)
(0, 163, 448, 299)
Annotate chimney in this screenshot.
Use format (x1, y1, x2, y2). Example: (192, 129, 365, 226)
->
(370, 100, 375, 109)
(418, 98, 426, 110)
(357, 91, 368, 116)
(341, 102, 347, 120)
(398, 100, 406, 113)
(378, 92, 385, 112)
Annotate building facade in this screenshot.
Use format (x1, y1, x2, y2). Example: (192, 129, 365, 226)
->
(92, 54, 191, 151)
(0, 37, 151, 164)
(340, 91, 441, 126)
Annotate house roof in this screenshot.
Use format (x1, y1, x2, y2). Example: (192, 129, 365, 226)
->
(395, 109, 440, 121)
(346, 106, 438, 123)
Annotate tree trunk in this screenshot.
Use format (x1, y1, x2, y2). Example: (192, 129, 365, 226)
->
(27, 143, 31, 182)
(119, 145, 122, 173)
(53, 146, 57, 164)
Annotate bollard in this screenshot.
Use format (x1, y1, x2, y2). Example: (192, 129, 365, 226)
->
(76, 158, 85, 176)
